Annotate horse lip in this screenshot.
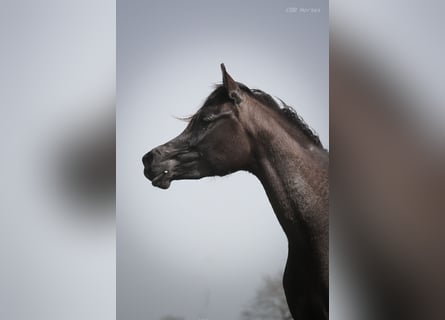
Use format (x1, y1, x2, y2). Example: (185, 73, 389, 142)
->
(151, 171, 171, 189)
(151, 172, 164, 183)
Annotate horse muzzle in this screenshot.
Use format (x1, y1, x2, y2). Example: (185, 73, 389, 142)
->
(143, 145, 204, 189)
(142, 149, 175, 189)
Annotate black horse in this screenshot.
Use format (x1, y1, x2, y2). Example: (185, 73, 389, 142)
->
(143, 64, 328, 319)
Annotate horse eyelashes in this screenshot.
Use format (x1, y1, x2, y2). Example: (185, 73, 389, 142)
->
(202, 111, 232, 123)
(202, 115, 215, 123)
(202, 113, 221, 123)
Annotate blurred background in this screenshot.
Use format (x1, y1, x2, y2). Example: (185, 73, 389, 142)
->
(0, 1, 115, 320)
(1, 0, 444, 319)
(331, 1, 445, 319)
(117, 1, 327, 319)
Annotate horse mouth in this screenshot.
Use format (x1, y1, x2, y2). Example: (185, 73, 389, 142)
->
(147, 170, 171, 189)
(143, 154, 201, 189)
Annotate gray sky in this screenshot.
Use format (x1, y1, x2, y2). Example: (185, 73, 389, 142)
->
(117, 1, 328, 319)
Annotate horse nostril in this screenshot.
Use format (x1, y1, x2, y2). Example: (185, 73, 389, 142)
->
(142, 151, 154, 167)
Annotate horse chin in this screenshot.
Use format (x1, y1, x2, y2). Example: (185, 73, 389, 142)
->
(152, 179, 171, 189)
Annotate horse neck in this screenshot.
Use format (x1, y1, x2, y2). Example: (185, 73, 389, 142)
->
(246, 107, 329, 247)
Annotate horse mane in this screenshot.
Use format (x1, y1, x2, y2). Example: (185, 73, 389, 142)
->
(249, 88, 323, 148)
(200, 84, 323, 148)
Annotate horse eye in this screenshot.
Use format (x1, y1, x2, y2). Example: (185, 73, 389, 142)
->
(201, 110, 232, 125)
(198, 116, 212, 131)
(202, 114, 216, 123)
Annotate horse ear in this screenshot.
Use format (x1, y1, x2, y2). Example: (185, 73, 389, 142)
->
(221, 63, 242, 104)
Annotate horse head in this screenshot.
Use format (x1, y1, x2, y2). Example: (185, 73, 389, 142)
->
(143, 64, 255, 189)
